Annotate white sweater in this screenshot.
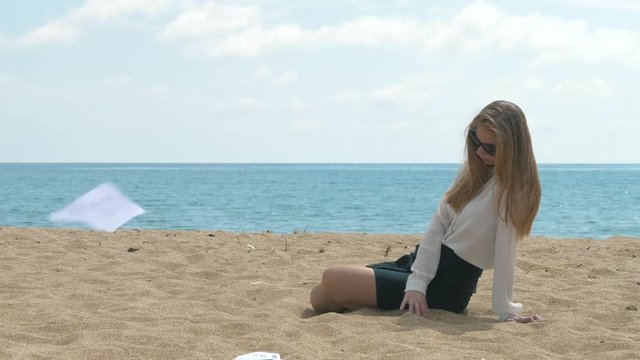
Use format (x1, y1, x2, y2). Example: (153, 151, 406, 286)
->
(405, 177, 523, 321)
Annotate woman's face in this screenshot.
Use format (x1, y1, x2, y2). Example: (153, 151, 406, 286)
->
(474, 124, 496, 167)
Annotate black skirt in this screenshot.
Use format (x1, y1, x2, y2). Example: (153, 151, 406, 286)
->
(367, 244, 483, 313)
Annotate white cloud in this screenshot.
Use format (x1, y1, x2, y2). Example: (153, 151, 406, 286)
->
(319, 16, 426, 47)
(160, 2, 260, 39)
(288, 117, 368, 131)
(272, 71, 298, 86)
(522, 76, 618, 98)
(102, 75, 133, 87)
(149, 85, 170, 96)
(368, 71, 445, 106)
(160, 0, 640, 67)
(422, 1, 640, 66)
(372, 84, 432, 105)
(288, 97, 306, 111)
(374, 85, 403, 101)
(203, 24, 311, 57)
(551, 78, 618, 97)
(253, 65, 272, 80)
(7, 0, 640, 68)
(17, 22, 79, 47)
(161, 3, 426, 57)
(326, 91, 361, 105)
(237, 97, 258, 108)
(17, 0, 173, 46)
(210, 96, 260, 113)
(554, 0, 640, 12)
(322, 74, 439, 108)
(68, 0, 171, 22)
(524, 77, 546, 91)
(252, 65, 298, 86)
(12, 0, 640, 66)
(206, 17, 421, 57)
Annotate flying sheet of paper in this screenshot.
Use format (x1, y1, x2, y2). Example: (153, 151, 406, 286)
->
(233, 352, 281, 360)
(50, 182, 145, 232)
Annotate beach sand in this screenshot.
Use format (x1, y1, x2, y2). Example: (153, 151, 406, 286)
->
(0, 227, 638, 359)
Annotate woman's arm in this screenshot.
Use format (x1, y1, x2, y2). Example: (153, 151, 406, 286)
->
(492, 218, 524, 321)
(402, 197, 452, 314)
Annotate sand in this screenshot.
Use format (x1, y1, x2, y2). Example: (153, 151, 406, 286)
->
(0, 227, 638, 359)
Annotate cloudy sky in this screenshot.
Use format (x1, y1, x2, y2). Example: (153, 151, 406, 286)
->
(0, 0, 638, 163)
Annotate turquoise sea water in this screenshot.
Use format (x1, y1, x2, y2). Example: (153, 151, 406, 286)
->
(0, 163, 638, 239)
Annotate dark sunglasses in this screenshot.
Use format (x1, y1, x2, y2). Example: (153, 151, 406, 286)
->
(469, 130, 496, 156)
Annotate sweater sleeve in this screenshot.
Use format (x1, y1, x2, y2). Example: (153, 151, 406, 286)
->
(405, 197, 452, 293)
(492, 216, 523, 321)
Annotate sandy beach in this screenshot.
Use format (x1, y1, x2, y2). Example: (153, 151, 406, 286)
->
(0, 227, 638, 359)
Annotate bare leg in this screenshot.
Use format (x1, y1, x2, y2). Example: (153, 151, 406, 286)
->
(310, 265, 377, 313)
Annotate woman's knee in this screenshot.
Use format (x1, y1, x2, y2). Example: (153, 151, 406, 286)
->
(310, 269, 347, 313)
(311, 266, 351, 306)
(311, 265, 376, 313)
(321, 265, 376, 305)
(320, 266, 350, 296)
(309, 284, 326, 311)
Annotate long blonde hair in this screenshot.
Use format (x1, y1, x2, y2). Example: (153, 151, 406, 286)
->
(446, 100, 541, 239)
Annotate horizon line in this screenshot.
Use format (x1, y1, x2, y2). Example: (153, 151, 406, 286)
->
(1, 161, 638, 165)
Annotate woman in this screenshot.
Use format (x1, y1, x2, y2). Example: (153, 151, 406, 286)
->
(310, 100, 543, 323)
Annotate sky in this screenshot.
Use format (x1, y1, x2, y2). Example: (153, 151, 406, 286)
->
(0, 0, 638, 163)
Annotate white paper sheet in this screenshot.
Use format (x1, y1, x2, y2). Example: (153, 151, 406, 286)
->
(50, 182, 145, 232)
(233, 352, 281, 360)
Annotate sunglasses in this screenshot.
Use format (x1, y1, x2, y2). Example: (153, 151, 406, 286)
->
(469, 130, 496, 156)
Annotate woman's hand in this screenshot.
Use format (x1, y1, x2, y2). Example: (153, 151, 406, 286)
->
(400, 290, 428, 317)
(506, 314, 544, 323)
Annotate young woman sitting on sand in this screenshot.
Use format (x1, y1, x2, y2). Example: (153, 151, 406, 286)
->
(310, 100, 543, 323)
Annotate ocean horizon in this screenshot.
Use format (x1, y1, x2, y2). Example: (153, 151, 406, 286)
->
(1, 163, 638, 239)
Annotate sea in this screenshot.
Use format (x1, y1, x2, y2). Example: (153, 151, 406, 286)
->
(0, 163, 638, 239)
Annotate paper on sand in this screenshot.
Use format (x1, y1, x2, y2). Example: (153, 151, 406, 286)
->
(50, 182, 145, 232)
(233, 352, 281, 360)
